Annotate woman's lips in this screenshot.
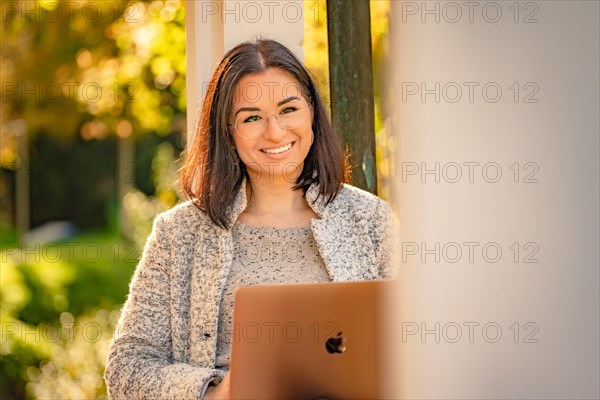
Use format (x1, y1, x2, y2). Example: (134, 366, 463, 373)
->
(261, 142, 294, 154)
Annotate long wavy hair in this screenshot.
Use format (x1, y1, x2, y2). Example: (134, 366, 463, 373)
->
(181, 39, 347, 229)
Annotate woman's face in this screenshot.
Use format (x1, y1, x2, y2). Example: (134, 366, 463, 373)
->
(229, 68, 313, 184)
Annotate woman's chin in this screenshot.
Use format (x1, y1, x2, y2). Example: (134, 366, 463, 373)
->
(246, 163, 303, 184)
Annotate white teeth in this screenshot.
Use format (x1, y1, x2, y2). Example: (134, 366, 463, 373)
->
(262, 143, 292, 154)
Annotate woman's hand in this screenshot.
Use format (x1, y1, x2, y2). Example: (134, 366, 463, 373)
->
(203, 372, 230, 400)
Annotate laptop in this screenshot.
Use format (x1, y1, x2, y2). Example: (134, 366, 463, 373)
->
(229, 280, 395, 399)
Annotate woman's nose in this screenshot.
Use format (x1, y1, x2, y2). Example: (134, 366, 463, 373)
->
(262, 115, 285, 140)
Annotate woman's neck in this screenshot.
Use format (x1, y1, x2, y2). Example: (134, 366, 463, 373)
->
(240, 176, 318, 227)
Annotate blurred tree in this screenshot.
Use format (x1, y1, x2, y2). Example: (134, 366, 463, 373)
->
(303, 0, 392, 199)
(1, 0, 186, 233)
(1, 0, 186, 140)
(1, 1, 187, 397)
(327, 0, 377, 193)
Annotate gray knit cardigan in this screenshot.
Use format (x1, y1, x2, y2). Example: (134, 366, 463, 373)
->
(104, 178, 399, 399)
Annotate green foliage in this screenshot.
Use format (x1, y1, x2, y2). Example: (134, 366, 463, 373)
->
(1, 1, 185, 398)
(1, 232, 137, 399)
(0, 0, 186, 143)
(123, 140, 182, 249)
(0, 136, 181, 397)
(1, 0, 187, 230)
(24, 310, 119, 399)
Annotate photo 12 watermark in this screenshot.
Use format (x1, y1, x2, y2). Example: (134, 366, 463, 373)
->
(197, 1, 306, 24)
(2, 318, 111, 345)
(400, 82, 540, 104)
(1, 241, 140, 265)
(1, 1, 141, 24)
(401, 241, 540, 264)
(1, 81, 139, 105)
(400, 2, 540, 24)
(2, 161, 142, 186)
(400, 161, 540, 184)
(401, 321, 540, 344)
(228, 320, 342, 344)
(198, 79, 332, 108)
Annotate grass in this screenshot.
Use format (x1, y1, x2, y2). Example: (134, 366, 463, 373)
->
(2, 229, 139, 324)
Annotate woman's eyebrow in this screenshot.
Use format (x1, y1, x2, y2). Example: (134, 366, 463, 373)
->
(233, 96, 302, 117)
(277, 96, 301, 106)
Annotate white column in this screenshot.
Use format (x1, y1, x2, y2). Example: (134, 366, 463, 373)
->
(388, 1, 599, 398)
(222, 0, 304, 59)
(185, 1, 224, 143)
(185, 0, 304, 143)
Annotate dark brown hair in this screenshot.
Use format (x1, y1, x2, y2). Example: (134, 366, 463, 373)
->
(181, 39, 347, 229)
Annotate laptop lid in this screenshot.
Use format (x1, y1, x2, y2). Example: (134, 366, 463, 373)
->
(229, 280, 393, 399)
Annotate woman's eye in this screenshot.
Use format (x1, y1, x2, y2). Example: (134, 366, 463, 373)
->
(243, 115, 261, 123)
(281, 107, 298, 115)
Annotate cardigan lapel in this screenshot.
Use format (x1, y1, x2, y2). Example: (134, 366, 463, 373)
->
(309, 216, 378, 282)
(305, 182, 379, 281)
(189, 222, 231, 366)
(189, 179, 249, 366)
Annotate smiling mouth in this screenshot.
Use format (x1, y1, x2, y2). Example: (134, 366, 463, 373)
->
(261, 142, 294, 154)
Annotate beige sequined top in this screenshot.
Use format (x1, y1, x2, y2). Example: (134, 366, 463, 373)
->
(214, 220, 331, 370)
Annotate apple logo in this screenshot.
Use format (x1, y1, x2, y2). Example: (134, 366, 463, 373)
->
(325, 331, 346, 354)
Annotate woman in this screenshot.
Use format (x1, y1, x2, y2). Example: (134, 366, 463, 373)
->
(104, 39, 398, 399)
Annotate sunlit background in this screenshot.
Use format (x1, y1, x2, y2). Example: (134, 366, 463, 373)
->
(4, 1, 599, 399)
(0, 1, 392, 398)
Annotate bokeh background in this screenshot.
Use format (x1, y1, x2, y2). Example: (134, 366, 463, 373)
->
(0, 1, 392, 398)
(3, 1, 599, 399)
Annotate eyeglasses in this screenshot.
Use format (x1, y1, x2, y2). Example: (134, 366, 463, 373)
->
(229, 102, 312, 140)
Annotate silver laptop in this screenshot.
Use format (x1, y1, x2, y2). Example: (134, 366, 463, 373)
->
(229, 280, 394, 399)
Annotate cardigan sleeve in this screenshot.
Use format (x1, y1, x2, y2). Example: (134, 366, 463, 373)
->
(104, 215, 225, 399)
